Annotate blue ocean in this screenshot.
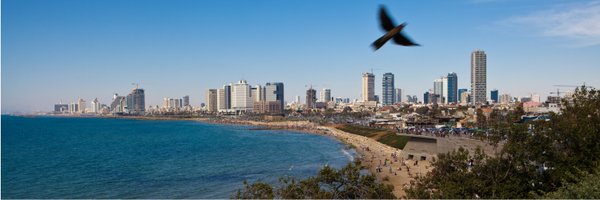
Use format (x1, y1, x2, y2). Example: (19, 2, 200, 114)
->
(1, 115, 355, 198)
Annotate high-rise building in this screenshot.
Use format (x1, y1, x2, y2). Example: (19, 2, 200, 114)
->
(69, 102, 78, 113)
(471, 50, 487, 104)
(217, 89, 226, 111)
(231, 80, 253, 113)
(183, 95, 190, 107)
(382, 73, 395, 105)
(446, 72, 458, 104)
(91, 98, 100, 113)
(252, 85, 265, 102)
(224, 85, 232, 109)
(251, 86, 259, 102)
(500, 93, 512, 104)
(165, 98, 182, 109)
(163, 98, 170, 108)
(110, 94, 126, 113)
(394, 88, 402, 103)
(77, 98, 86, 113)
(295, 95, 301, 104)
(54, 103, 69, 113)
(460, 91, 471, 104)
(491, 89, 499, 103)
(362, 72, 375, 102)
(320, 88, 331, 102)
(458, 88, 468, 103)
(207, 89, 218, 112)
(306, 87, 317, 109)
(217, 84, 232, 112)
(433, 78, 443, 97)
(265, 82, 284, 109)
(423, 91, 430, 104)
(442, 76, 448, 104)
(126, 88, 145, 115)
(433, 78, 444, 104)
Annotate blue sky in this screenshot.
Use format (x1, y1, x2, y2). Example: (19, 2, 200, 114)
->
(2, 0, 600, 113)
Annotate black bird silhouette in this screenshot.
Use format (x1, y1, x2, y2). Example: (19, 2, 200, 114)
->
(372, 6, 419, 50)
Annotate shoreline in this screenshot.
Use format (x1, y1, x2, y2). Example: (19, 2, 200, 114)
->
(15, 114, 427, 198)
(124, 116, 425, 198)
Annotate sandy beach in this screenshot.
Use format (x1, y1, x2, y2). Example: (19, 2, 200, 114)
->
(195, 118, 431, 198)
(320, 126, 432, 198)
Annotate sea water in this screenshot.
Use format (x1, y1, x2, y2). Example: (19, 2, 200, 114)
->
(1, 116, 355, 198)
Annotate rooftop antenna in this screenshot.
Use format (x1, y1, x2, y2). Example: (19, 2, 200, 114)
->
(369, 68, 383, 74)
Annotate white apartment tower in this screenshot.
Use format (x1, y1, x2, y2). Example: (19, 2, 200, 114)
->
(231, 80, 253, 113)
(433, 78, 443, 104)
(77, 98, 86, 113)
(91, 98, 100, 113)
(362, 72, 375, 102)
(471, 50, 487, 104)
(320, 88, 331, 102)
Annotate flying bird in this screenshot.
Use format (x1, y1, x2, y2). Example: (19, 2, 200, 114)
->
(372, 6, 419, 50)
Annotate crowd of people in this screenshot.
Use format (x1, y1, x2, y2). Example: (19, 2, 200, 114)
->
(397, 127, 480, 138)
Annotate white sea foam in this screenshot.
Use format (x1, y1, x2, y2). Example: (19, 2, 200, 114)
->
(341, 148, 355, 161)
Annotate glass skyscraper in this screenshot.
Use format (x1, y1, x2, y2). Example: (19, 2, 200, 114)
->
(447, 72, 458, 103)
(265, 82, 284, 109)
(382, 73, 395, 105)
(491, 89, 499, 103)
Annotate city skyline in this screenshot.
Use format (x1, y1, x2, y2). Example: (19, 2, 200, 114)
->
(3, 0, 600, 113)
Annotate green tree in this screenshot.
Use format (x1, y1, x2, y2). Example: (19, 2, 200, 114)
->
(543, 164, 600, 199)
(233, 161, 395, 199)
(406, 86, 600, 199)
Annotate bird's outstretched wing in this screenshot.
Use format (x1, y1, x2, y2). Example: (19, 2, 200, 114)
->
(372, 34, 390, 50)
(393, 32, 419, 46)
(379, 6, 396, 32)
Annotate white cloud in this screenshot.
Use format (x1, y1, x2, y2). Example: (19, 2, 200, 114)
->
(501, 1, 600, 47)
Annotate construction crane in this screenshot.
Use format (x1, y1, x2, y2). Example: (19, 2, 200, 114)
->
(553, 84, 581, 88)
(550, 84, 582, 102)
(549, 88, 561, 96)
(553, 84, 583, 95)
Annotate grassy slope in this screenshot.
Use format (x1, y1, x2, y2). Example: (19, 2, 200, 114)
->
(336, 124, 408, 149)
